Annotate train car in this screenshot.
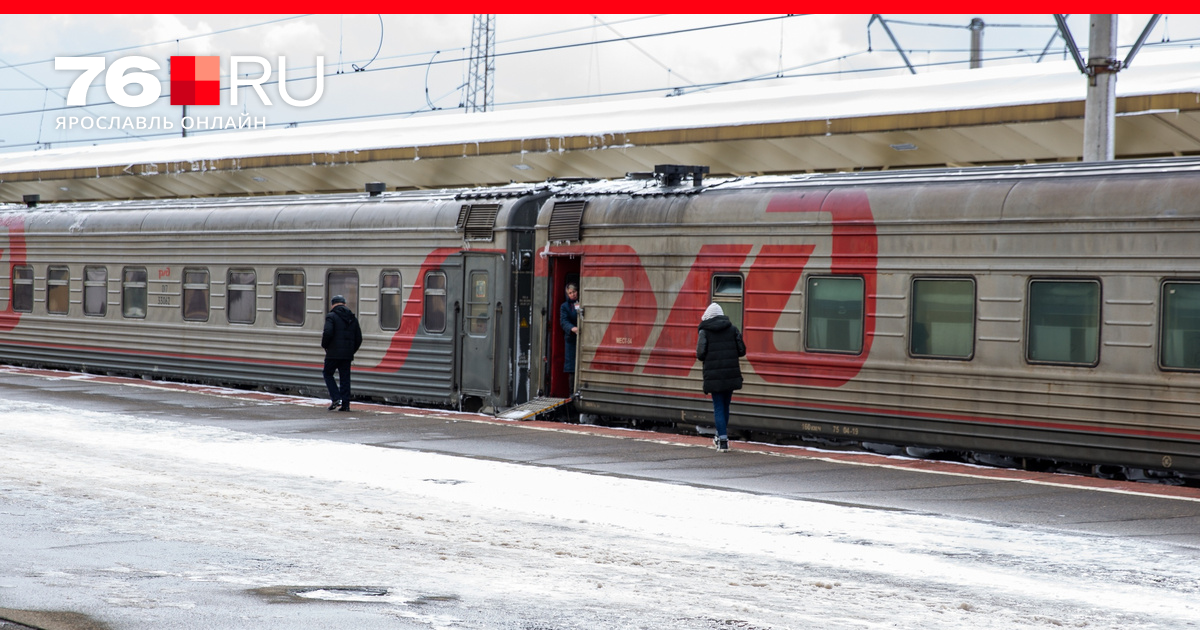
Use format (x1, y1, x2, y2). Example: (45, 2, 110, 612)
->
(531, 159, 1200, 479)
(0, 183, 550, 412)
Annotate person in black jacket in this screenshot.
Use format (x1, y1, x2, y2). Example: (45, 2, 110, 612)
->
(322, 295, 363, 412)
(559, 283, 580, 394)
(696, 302, 745, 452)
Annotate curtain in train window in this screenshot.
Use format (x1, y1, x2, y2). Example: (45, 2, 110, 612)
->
(1027, 279, 1100, 365)
(466, 271, 489, 336)
(327, 269, 359, 313)
(379, 270, 402, 331)
(1161, 281, 1200, 370)
(711, 274, 744, 331)
(910, 278, 975, 359)
(805, 276, 864, 354)
(122, 267, 147, 319)
(11, 265, 32, 313)
(227, 269, 257, 324)
(423, 271, 447, 333)
(182, 268, 210, 321)
(83, 266, 108, 317)
(47, 266, 70, 315)
(275, 270, 306, 326)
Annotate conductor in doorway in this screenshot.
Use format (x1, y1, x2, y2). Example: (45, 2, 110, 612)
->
(560, 283, 580, 394)
(322, 295, 363, 412)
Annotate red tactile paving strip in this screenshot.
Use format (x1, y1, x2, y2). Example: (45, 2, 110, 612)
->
(9, 365, 1200, 503)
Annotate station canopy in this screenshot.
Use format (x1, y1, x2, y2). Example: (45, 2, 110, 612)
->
(2, 49, 1200, 203)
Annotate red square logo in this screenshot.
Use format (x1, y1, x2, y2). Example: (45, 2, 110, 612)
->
(170, 56, 220, 106)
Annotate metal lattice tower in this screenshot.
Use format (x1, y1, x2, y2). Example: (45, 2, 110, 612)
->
(466, 14, 496, 113)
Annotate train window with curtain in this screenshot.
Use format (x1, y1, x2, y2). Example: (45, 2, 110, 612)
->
(11, 265, 33, 313)
(910, 278, 975, 359)
(1026, 279, 1100, 366)
(1160, 281, 1200, 371)
(83, 266, 108, 317)
(47, 266, 70, 315)
(227, 269, 256, 324)
(379, 270, 402, 331)
(182, 268, 210, 322)
(711, 274, 744, 331)
(466, 271, 489, 336)
(423, 271, 447, 334)
(274, 270, 306, 326)
(122, 267, 147, 319)
(327, 269, 359, 313)
(805, 276, 864, 354)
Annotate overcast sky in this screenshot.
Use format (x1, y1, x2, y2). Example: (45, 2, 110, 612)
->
(1, 14, 1197, 155)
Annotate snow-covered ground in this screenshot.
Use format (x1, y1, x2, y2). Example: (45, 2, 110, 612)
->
(2, 401, 1199, 629)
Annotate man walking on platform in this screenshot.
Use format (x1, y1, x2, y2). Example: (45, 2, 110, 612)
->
(322, 295, 363, 412)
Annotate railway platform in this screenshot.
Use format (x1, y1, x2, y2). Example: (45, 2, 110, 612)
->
(3, 364, 1199, 550)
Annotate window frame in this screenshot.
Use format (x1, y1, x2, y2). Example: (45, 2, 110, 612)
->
(181, 267, 210, 322)
(1025, 277, 1102, 367)
(804, 275, 865, 355)
(46, 265, 70, 315)
(274, 269, 306, 327)
(226, 268, 257, 325)
(908, 276, 976, 361)
(710, 273, 744, 332)
(1159, 279, 1200, 372)
(122, 266, 148, 319)
(379, 269, 402, 331)
(11, 264, 33, 313)
(422, 270, 447, 334)
(83, 265, 108, 317)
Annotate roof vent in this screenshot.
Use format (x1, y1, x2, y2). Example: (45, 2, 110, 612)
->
(365, 182, 386, 197)
(23, 194, 39, 208)
(654, 164, 709, 187)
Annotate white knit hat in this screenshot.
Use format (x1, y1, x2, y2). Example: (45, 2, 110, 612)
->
(701, 303, 724, 321)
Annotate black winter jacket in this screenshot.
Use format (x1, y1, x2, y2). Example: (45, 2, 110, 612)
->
(696, 315, 745, 394)
(322, 305, 364, 361)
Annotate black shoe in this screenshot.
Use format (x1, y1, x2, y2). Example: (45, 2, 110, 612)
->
(717, 438, 729, 452)
(328, 401, 341, 411)
(338, 405, 350, 412)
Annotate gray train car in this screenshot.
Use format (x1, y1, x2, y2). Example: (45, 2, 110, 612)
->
(532, 159, 1200, 478)
(0, 184, 550, 411)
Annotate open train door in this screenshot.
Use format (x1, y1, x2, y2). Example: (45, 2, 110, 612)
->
(547, 256, 581, 399)
(458, 253, 502, 411)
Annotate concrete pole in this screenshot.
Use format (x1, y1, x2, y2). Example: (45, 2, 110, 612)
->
(969, 18, 985, 69)
(1083, 14, 1118, 162)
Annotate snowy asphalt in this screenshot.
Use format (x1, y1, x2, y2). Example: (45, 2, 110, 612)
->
(2, 365, 1200, 629)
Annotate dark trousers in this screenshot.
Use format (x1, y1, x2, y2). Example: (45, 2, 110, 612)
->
(323, 359, 352, 404)
(711, 390, 733, 439)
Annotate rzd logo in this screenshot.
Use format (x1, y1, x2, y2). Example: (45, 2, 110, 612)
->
(55, 55, 325, 108)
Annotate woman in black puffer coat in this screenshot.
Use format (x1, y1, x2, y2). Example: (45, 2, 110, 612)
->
(696, 303, 745, 451)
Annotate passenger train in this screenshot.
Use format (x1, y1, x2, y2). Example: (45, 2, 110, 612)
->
(3, 158, 1200, 480)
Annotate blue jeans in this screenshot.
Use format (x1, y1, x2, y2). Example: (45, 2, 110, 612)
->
(711, 390, 732, 439)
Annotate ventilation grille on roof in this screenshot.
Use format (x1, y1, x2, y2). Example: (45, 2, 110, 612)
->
(547, 201, 586, 242)
(462, 204, 500, 241)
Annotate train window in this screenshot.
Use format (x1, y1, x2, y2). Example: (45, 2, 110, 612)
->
(1160, 282, 1200, 371)
(181, 269, 210, 322)
(711, 274, 744, 331)
(327, 270, 359, 313)
(423, 271, 447, 334)
(1026, 279, 1100, 366)
(466, 271, 490, 336)
(275, 270, 306, 326)
(380, 270, 402, 331)
(910, 278, 975, 359)
(805, 276, 864, 354)
(47, 266, 70, 315)
(227, 269, 257, 324)
(83, 266, 108, 317)
(122, 267, 147, 319)
(11, 265, 32, 313)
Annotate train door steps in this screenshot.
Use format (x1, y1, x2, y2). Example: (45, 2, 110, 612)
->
(498, 397, 572, 421)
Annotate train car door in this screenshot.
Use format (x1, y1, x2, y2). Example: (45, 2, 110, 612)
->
(459, 254, 501, 408)
(547, 256, 581, 398)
